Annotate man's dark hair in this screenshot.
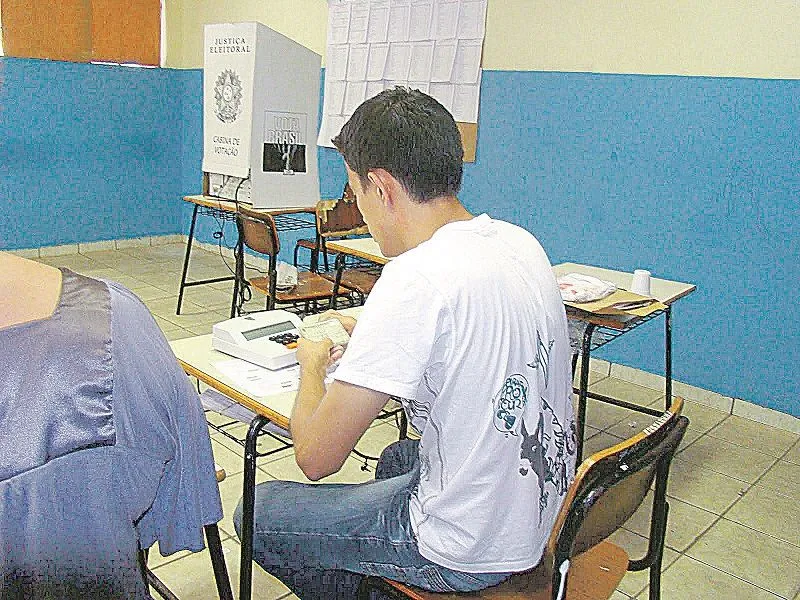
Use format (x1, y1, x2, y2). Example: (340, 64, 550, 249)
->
(332, 87, 463, 202)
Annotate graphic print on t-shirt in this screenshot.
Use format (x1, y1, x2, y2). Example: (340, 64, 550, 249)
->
(492, 374, 529, 435)
(490, 330, 577, 522)
(402, 395, 436, 485)
(527, 331, 554, 388)
(517, 397, 576, 522)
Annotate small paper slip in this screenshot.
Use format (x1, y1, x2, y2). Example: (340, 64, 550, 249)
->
(200, 387, 258, 424)
(200, 388, 291, 437)
(300, 319, 350, 346)
(214, 359, 300, 397)
(610, 299, 656, 311)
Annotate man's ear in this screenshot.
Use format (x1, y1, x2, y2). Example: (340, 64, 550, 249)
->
(366, 169, 398, 208)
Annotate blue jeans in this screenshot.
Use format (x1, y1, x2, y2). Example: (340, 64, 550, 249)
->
(233, 439, 512, 599)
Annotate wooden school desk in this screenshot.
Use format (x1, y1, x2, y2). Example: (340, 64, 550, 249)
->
(555, 263, 695, 461)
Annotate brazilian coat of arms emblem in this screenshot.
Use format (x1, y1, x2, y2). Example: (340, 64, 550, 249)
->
(214, 69, 243, 123)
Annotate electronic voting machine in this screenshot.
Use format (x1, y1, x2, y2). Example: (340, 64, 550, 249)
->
(212, 311, 303, 370)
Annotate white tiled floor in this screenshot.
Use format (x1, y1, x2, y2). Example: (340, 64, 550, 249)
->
(33, 243, 800, 600)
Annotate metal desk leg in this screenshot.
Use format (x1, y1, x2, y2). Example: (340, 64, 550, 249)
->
(665, 306, 672, 409)
(177, 203, 200, 315)
(230, 236, 243, 318)
(328, 252, 346, 311)
(575, 323, 596, 464)
(240, 415, 269, 600)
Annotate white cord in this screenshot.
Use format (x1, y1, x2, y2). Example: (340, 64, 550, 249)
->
(555, 559, 571, 600)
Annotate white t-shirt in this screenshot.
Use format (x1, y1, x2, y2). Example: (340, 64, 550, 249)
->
(333, 214, 576, 573)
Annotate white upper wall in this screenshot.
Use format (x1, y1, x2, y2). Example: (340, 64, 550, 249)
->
(165, 0, 800, 79)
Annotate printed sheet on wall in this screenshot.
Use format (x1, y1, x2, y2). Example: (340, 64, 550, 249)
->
(318, 0, 488, 150)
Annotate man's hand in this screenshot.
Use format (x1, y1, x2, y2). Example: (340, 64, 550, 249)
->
(296, 337, 335, 374)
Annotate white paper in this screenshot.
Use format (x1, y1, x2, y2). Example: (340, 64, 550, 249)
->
(452, 70, 481, 122)
(433, 1, 459, 39)
(367, 0, 390, 42)
(346, 44, 370, 81)
(325, 79, 347, 114)
(344, 80, 368, 115)
(431, 39, 457, 82)
(388, 3, 411, 41)
(366, 43, 390, 80)
(428, 82, 455, 113)
(457, 0, 487, 39)
(366, 80, 387, 99)
(320, 0, 487, 148)
(408, 41, 434, 82)
(323, 114, 346, 145)
(215, 359, 300, 397)
(318, 115, 333, 148)
(385, 42, 411, 80)
(452, 38, 482, 84)
(409, 0, 434, 41)
(199, 387, 258, 424)
(329, 2, 352, 45)
(300, 319, 350, 346)
(327, 44, 350, 81)
(349, 3, 370, 43)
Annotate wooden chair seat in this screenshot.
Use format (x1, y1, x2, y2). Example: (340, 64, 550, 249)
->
(296, 238, 317, 251)
(378, 541, 628, 600)
(249, 271, 342, 302)
(321, 268, 379, 295)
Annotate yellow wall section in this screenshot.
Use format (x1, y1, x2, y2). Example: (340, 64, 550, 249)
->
(164, 0, 327, 68)
(165, 0, 800, 79)
(485, 1, 800, 78)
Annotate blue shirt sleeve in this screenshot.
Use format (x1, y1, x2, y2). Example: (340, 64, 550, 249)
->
(107, 281, 223, 554)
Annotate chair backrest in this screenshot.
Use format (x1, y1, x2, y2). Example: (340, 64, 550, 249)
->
(237, 206, 280, 257)
(317, 183, 369, 238)
(547, 397, 688, 600)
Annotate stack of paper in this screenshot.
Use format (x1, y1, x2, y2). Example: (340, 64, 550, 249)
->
(565, 290, 667, 317)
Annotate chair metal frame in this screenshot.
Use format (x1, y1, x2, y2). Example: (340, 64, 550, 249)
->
(358, 398, 688, 600)
(234, 206, 346, 316)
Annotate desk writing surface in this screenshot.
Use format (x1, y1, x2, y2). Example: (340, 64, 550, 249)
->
(170, 334, 295, 429)
(325, 237, 388, 265)
(170, 307, 365, 429)
(183, 195, 315, 215)
(553, 263, 695, 305)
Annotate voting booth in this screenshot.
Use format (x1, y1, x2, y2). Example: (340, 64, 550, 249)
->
(202, 22, 321, 209)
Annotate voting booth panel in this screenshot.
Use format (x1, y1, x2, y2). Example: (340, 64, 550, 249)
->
(202, 22, 321, 209)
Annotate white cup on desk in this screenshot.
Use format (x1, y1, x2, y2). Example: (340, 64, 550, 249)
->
(631, 269, 652, 297)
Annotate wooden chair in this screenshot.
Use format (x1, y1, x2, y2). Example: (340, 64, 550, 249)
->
(358, 397, 688, 600)
(294, 183, 381, 305)
(234, 206, 348, 315)
(140, 465, 233, 600)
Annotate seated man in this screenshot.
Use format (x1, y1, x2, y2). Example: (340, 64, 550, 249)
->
(0, 252, 223, 599)
(235, 87, 577, 599)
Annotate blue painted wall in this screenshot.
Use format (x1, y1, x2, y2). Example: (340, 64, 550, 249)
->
(1, 59, 797, 416)
(464, 72, 799, 417)
(0, 58, 193, 246)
